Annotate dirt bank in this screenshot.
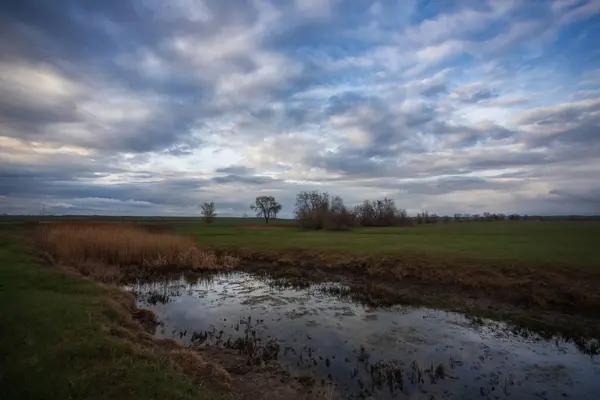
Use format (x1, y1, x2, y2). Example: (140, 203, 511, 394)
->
(204, 247, 600, 339)
(54, 261, 333, 399)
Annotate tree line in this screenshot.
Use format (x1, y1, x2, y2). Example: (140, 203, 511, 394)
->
(200, 192, 541, 227)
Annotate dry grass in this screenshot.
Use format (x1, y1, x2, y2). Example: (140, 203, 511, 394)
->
(38, 222, 240, 274)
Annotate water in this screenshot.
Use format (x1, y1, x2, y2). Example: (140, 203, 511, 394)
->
(125, 271, 600, 399)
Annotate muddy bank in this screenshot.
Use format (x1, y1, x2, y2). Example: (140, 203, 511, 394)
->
(188, 247, 600, 337)
(55, 268, 328, 399)
(126, 271, 600, 399)
(241, 264, 600, 340)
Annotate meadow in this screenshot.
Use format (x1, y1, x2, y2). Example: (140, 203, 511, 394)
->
(177, 218, 600, 266)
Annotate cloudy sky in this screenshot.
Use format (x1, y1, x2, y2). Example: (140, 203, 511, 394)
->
(1, 0, 599, 217)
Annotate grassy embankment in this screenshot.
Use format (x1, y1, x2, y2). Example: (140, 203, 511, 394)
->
(0, 228, 229, 400)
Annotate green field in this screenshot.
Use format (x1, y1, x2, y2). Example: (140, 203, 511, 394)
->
(0, 232, 223, 400)
(4, 216, 598, 265)
(176, 220, 600, 267)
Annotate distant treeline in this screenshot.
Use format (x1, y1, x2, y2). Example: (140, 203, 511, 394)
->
(284, 191, 598, 230)
(2, 204, 599, 227)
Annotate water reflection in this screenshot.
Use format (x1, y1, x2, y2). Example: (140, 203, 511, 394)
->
(124, 271, 600, 399)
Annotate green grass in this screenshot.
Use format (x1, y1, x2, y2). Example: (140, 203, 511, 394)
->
(0, 233, 223, 400)
(180, 220, 600, 266)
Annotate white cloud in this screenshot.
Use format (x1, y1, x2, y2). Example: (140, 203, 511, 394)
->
(0, 61, 82, 107)
(2, 0, 600, 216)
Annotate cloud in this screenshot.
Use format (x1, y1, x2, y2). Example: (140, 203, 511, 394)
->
(513, 97, 600, 148)
(1, 0, 600, 216)
(215, 165, 255, 175)
(450, 82, 500, 104)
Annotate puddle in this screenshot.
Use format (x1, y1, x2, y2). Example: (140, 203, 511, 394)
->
(125, 271, 600, 399)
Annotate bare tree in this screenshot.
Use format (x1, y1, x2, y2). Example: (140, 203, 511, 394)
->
(396, 207, 408, 222)
(201, 201, 217, 223)
(294, 191, 330, 229)
(250, 196, 282, 224)
(324, 195, 356, 230)
(354, 197, 408, 226)
(272, 202, 282, 220)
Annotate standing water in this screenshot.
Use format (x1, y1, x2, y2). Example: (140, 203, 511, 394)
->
(125, 271, 600, 399)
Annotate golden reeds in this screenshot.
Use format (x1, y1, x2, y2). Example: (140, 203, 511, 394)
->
(38, 222, 239, 271)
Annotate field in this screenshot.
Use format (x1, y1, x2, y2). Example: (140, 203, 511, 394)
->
(177, 219, 600, 266)
(2, 217, 600, 399)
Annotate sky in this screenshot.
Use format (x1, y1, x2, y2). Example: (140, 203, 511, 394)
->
(1, 0, 600, 217)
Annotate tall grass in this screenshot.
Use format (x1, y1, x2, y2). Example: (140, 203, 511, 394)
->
(38, 222, 239, 272)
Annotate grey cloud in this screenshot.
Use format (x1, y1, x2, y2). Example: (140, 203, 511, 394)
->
(326, 95, 437, 159)
(0, 0, 320, 155)
(215, 165, 255, 175)
(515, 98, 600, 148)
(211, 175, 281, 185)
(485, 95, 534, 107)
(428, 120, 514, 147)
(1, 0, 599, 217)
(396, 176, 511, 196)
(421, 83, 448, 97)
(466, 88, 499, 103)
(0, 155, 210, 207)
(451, 83, 500, 104)
(549, 187, 600, 207)
(307, 150, 395, 178)
(514, 98, 600, 126)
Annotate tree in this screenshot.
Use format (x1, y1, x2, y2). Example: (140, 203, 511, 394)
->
(324, 195, 356, 230)
(354, 197, 408, 226)
(201, 201, 217, 223)
(250, 196, 282, 224)
(294, 191, 330, 229)
(272, 202, 282, 220)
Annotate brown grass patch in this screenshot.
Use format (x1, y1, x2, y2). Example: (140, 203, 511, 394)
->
(38, 222, 240, 278)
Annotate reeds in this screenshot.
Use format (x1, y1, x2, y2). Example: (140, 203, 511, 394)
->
(38, 222, 239, 271)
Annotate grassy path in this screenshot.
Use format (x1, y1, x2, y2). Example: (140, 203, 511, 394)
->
(0, 233, 223, 400)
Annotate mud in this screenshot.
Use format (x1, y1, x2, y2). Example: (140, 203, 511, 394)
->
(125, 271, 600, 399)
(239, 261, 600, 339)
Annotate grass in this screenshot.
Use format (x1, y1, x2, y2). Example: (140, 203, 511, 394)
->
(178, 220, 600, 267)
(38, 222, 240, 277)
(0, 231, 226, 399)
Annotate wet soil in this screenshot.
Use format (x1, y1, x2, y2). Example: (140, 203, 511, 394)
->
(241, 264, 600, 340)
(125, 271, 600, 400)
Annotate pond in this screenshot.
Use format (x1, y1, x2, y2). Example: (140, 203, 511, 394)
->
(125, 271, 600, 399)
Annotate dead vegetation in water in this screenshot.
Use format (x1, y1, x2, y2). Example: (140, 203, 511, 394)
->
(37, 222, 239, 279)
(223, 248, 600, 327)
